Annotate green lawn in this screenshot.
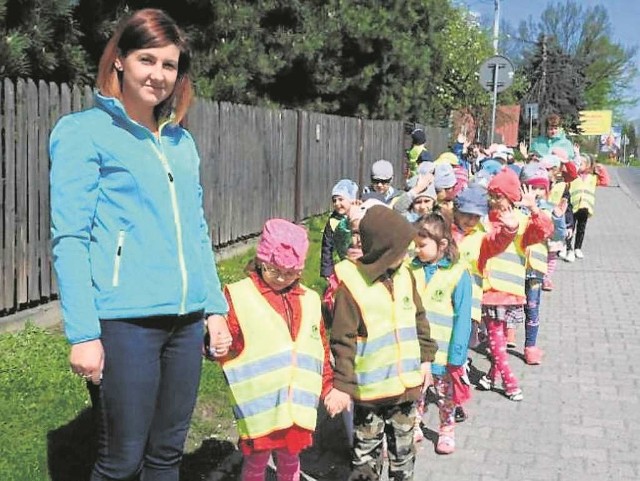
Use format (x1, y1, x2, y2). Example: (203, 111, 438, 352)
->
(0, 215, 328, 481)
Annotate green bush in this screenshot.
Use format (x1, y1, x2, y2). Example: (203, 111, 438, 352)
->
(0, 214, 329, 481)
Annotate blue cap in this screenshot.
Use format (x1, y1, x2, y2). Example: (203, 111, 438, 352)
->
(454, 184, 489, 217)
(479, 159, 503, 176)
(331, 179, 358, 201)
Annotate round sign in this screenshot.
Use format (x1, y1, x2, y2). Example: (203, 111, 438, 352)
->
(478, 55, 515, 93)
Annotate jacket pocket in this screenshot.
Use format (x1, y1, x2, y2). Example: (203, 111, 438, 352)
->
(112, 230, 126, 287)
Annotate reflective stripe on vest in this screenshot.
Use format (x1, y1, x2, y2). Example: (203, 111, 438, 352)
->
(412, 263, 466, 370)
(335, 260, 423, 401)
(549, 182, 566, 206)
(570, 175, 596, 215)
(457, 228, 484, 322)
(223, 278, 324, 439)
(483, 211, 527, 297)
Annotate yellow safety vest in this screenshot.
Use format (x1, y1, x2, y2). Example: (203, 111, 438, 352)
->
(223, 278, 324, 440)
(549, 182, 566, 206)
(412, 262, 466, 369)
(335, 260, 423, 402)
(457, 228, 484, 322)
(570, 175, 597, 215)
(482, 211, 528, 297)
(526, 209, 552, 275)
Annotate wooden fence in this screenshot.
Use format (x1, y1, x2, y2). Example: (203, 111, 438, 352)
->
(0, 77, 450, 314)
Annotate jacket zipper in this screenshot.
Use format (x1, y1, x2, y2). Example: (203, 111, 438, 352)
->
(149, 126, 188, 314)
(112, 230, 126, 287)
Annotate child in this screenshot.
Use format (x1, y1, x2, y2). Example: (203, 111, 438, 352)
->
(411, 213, 473, 455)
(393, 163, 437, 222)
(329, 206, 437, 480)
(543, 151, 578, 283)
(519, 164, 567, 364)
(477, 169, 553, 401)
(363, 159, 401, 205)
(566, 155, 598, 260)
(449, 183, 519, 421)
(405, 128, 428, 178)
(320, 179, 359, 279)
(216, 219, 336, 481)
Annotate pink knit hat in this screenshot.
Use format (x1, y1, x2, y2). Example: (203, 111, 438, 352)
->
(256, 219, 309, 270)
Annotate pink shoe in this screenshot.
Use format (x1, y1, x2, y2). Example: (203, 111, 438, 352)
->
(524, 346, 544, 365)
(435, 428, 455, 455)
(541, 279, 554, 291)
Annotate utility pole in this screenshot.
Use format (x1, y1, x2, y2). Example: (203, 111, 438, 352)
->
(540, 34, 547, 132)
(490, 0, 500, 144)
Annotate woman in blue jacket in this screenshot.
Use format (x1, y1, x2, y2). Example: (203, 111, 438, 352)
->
(49, 9, 229, 481)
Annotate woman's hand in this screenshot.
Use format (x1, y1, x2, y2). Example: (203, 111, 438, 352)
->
(70, 339, 104, 385)
(206, 314, 232, 358)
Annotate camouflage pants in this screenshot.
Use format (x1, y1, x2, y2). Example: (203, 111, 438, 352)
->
(349, 401, 417, 481)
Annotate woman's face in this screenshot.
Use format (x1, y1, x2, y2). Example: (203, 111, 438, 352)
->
(116, 44, 181, 114)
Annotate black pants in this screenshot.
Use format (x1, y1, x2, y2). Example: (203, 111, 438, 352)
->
(567, 208, 589, 250)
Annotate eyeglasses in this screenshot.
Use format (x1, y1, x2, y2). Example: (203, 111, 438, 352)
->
(371, 178, 391, 184)
(261, 262, 301, 280)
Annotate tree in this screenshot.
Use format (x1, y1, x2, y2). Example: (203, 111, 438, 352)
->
(512, 1, 637, 114)
(520, 35, 586, 132)
(0, 0, 91, 83)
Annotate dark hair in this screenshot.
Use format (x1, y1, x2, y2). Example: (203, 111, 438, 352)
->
(414, 211, 459, 263)
(96, 9, 193, 122)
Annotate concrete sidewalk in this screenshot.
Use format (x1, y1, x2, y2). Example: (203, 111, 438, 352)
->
(412, 167, 640, 481)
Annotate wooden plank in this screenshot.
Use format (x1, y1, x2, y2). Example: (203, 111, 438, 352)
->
(27, 79, 39, 301)
(71, 84, 82, 113)
(60, 83, 71, 116)
(48, 82, 60, 296)
(38, 80, 51, 298)
(3, 79, 16, 310)
(15, 79, 27, 305)
(83, 85, 93, 109)
(0, 80, 4, 310)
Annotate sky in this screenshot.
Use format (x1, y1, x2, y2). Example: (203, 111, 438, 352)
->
(456, 0, 640, 121)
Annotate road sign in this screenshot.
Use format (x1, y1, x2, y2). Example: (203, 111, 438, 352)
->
(525, 103, 539, 121)
(478, 55, 515, 93)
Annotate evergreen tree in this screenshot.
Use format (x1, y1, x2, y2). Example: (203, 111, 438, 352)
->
(0, 0, 90, 83)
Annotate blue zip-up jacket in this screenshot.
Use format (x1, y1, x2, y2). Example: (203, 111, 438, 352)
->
(412, 257, 472, 376)
(50, 94, 228, 344)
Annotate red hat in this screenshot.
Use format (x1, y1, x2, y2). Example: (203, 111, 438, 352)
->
(487, 168, 522, 203)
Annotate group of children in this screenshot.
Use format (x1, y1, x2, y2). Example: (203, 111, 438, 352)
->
(206, 125, 601, 481)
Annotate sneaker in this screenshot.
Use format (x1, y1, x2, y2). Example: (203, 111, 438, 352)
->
(557, 246, 567, 260)
(435, 429, 455, 455)
(524, 346, 544, 365)
(505, 388, 523, 402)
(477, 375, 493, 391)
(454, 406, 467, 423)
(574, 249, 584, 259)
(506, 327, 516, 348)
(541, 279, 554, 291)
(565, 250, 575, 263)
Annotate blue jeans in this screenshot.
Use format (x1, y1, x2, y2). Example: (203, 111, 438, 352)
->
(90, 311, 204, 481)
(524, 279, 542, 347)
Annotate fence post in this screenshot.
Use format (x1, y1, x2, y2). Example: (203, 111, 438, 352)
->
(294, 110, 303, 222)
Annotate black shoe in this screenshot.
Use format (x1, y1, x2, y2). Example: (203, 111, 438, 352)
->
(454, 406, 467, 423)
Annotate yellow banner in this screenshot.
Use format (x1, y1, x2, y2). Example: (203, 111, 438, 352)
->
(579, 110, 613, 135)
